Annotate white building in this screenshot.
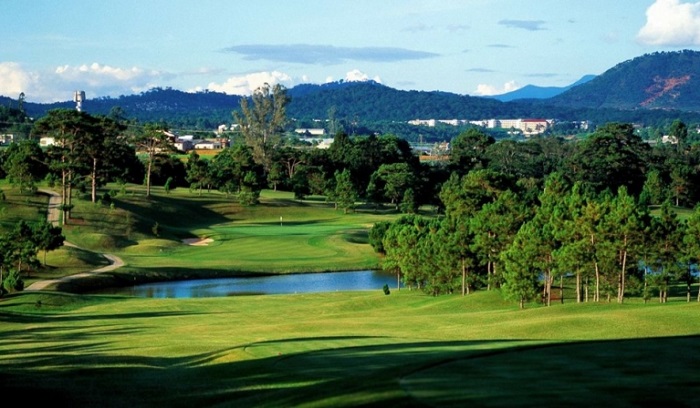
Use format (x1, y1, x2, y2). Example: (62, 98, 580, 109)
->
(294, 128, 325, 136)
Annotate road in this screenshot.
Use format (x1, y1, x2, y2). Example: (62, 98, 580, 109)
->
(24, 189, 126, 291)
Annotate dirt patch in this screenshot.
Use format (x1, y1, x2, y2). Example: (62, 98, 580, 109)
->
(182, 238, 214, 246)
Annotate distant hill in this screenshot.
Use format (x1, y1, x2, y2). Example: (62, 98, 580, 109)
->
(19, 88, 243, 127)
(549, 50, 700, 111)
(490, 75, 596, 102)
(4, 51, 700, 131)
(286, 80, 521, 121)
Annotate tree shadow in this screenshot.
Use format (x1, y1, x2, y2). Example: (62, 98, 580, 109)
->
(2, 329, 697, 407)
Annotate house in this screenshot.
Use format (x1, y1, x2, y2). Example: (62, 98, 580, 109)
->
(0, 134, 14, 145)
(174, 139, 194, 152)
(39, 137, 56, 147)
(294, 128, 325, 136)
(194, 140, 223, 150)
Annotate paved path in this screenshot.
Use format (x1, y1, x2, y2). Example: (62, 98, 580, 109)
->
(24, 189, 126, 292)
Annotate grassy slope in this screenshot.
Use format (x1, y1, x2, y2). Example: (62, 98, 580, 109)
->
(0, 181, 49, 232)
(25, 184, 399, 289)
(0, 183, 109, 281)
(0, 290, 698, 407)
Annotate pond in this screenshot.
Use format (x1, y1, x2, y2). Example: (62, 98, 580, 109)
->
(90, 270, 401, 298)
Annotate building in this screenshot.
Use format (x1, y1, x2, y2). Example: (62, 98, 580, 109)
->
(194, 140, 224, 150)
(294, 128, 325, 136)
(39, 137, 56, 147)
(0, 134, 14, 145)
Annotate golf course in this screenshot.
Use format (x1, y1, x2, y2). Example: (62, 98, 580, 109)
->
(1, 184, 699, 407)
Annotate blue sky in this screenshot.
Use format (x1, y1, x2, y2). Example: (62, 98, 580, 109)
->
(2, 0, 699, 102)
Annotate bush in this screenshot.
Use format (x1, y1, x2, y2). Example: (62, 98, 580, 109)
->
(100, 192, 112, 206)
(3, 270, 24, 294)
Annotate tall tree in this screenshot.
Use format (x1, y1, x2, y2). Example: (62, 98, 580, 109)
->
(367, 162, 417, 210)
(31, 219, 65, 266)
(669, 119, 688, 152)
(501, 221, 545, 309)
(34, 109, 92, 223)
(470, 190, 527, 290)
(604, 186, 647, 303)
(234, 83, 289, 172)
(437, 216, 478, 296)
(438, 169, 512, 219)
(333, 169, 357, 214)
(648, 201, 685, 303)
(682, 204, 700, 302)
(2, 139, 46, 193)
(132, 123, 174, 197)
(449, 128, 494, 175)
(185, 150, 211, 195)
(566, 122, 650, 196)
(82, 115, 129, 203)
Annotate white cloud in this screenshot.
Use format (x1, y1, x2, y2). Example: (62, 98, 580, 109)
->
(204, 71, 293, 95)
(0, 62, 175, 102)
(637, 0, 700, 46)
(0, 62, 37, 98)
(344, 69, 382, 83)
(54, 63, 166, 91)
(473, 80, 520, 96)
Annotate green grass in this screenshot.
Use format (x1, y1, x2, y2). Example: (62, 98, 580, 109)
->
(0, 181, 49, 233)
(0, 290, 698, 406)
(57, 185, 398, 283)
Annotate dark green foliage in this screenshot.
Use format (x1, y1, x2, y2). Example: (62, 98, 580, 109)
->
(1, 139, 47, 193)
(368, 221, 391, 254)
(0, 104, 32, 140)
(449, 128, 494, 175)
(150, 155, 187, 188)
(0, 219, 64, 294)
(565, 123, 650, 196)
(333, 169, 357, 214)
(152, 222, 161, 237)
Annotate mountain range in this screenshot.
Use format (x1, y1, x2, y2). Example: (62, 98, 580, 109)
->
(4, 50, 700, 128)
(488, 75, 597, 102)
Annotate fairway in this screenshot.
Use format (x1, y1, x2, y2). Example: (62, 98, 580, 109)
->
(0, 290, 698, 407)
(32, 187, 398, 290)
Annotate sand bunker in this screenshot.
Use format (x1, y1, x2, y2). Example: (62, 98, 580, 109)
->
(182, 238, 214, 246)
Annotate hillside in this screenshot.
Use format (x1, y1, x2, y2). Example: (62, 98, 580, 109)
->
(550, 50, 700, 111)
(19, 88, 243, 128)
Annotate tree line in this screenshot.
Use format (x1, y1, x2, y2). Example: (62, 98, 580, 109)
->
(371, 122, 700, 307)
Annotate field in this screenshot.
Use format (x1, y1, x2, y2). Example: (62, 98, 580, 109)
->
(1, 182, 699, 406)
(10, 184, 398, 290)
(1, 290, 698, 407)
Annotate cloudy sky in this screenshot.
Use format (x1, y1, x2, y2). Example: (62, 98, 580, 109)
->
(2, 0, 699, 103)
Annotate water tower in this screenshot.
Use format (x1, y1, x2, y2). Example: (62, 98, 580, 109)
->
(73, 90, 85, 112)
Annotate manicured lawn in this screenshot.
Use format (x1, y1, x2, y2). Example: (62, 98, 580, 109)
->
(0, 290, 698, 406)
(0, 180, 49, 233)
(29, 185, 402, 290)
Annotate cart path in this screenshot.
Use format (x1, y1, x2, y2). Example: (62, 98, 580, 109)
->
(24, 189, 126, 291)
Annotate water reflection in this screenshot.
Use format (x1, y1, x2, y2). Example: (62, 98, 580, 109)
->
(91, 270, 400, 298)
